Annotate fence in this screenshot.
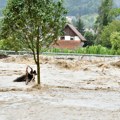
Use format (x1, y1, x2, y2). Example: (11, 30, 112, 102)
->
(42, 52, 120, 61)
(0, 50, 120, 61)
(0, 50, 32, 55)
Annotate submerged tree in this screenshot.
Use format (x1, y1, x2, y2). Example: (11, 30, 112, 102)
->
(0, 0, 67, 85)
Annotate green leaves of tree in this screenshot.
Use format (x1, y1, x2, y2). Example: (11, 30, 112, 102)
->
(0, 0, 67, 84)
(100, 20, 120, 48)
(1, 0, 67, 51)
(110, 32, 120, 50)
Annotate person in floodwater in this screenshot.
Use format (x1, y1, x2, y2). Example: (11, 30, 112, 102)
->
(13, 66, 37, 85)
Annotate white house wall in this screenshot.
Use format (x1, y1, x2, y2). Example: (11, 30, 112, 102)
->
(65, 36, 70, 40)
(59, 36, 81, 41)
(74, 36, 80, 40)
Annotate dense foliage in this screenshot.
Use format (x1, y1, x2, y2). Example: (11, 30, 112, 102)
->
(1, 0, 120, 16)
(0, 0, 67, 84)
(95, 0, 114, 44)
(110, 32, 120, 50)
(44, 45, 120, 55)
(0, 0, 101, 16)
(64, 0, 100, 16)
(84, 31, 95, 47)
(0, 0, 120, 56)
(100, 20, 120, 48)
(72, 16, 85, 35)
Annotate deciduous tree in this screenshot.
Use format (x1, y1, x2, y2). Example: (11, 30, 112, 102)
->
(100, 20, 120, 48)
(95, 0, 113, 44)
(95, 0, 113, 31)
(0, 0, 67, 85)
(110, 32, 120, 50)
(84, 31, 95, 47)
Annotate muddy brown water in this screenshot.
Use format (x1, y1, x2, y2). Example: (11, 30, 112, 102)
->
(0, 57, 120, 120)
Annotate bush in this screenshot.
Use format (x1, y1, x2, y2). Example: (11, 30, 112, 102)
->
(42, 45, 119, 55)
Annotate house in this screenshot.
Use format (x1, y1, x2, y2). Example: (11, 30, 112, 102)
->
(53, 24, 86, 49)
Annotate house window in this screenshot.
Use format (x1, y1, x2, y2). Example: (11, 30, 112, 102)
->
(70, 37, 74, 40)
(61, 36, 65, 40)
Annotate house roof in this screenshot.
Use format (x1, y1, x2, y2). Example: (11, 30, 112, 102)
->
(66, 24, 86, 41)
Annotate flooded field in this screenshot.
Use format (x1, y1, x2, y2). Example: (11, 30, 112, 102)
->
(0, 55, 120, 120)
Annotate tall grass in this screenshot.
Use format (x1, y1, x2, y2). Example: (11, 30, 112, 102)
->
(42, 45, 120, 55)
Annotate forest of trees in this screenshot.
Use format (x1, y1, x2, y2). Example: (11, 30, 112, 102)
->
(1, 0, 120, 28)
(0, 0, 103, 17)
(0, 0, 120, 54)
(0, 0, 67, 84)
(63, 0, 100, 16)
(1, 0, 120, 17)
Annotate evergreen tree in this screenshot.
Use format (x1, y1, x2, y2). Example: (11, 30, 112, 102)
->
(72, 16, 85, 35)
(84, 31, 95, 47)
(95, 0, 113, 44)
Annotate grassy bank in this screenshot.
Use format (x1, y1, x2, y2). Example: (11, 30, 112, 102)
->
(42, 45, 120, 55)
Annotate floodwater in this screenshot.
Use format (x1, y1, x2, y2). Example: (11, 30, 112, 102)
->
(0, 56, 120, 120)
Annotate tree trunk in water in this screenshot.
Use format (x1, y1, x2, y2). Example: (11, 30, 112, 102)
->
(36, 33, 40, 84)
(37, 56, 40, 84)
(36, 26, 41, 85)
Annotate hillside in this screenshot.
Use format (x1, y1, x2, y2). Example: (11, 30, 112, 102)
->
(1, 0, 120, 16)
(0, 0, 120, 27)
(64, 0, 100, 16)
(64, 0, 120, 16)
(0, 0, 101, 17)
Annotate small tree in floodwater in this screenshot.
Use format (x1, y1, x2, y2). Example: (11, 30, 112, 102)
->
(0, 0, 67, 85)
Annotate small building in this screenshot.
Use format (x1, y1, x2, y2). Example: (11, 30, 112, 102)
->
(54, 24, 86, 49)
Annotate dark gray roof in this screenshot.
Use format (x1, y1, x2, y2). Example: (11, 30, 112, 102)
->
(66, 24, 86, 41)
